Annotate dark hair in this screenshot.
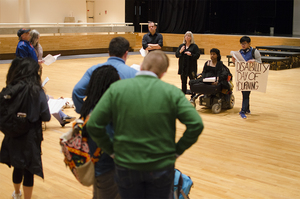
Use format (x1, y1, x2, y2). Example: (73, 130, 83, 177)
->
(210, 48, 221, 62)
(6, 57, 42, 96)
(148, 21, 156, 25)
(240, 36, 251, 43)
(80, 65, 120, 119)
(6, 57, 23, 85)
(109, 37, 130, 58)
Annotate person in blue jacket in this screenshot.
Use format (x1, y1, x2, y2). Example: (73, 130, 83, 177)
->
(16, 28, 38, 62)
(72, 37, 138, 114)
(16, 28, 75, 127)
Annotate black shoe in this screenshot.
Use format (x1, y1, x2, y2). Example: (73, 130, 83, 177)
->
(61, 116, 76, 127)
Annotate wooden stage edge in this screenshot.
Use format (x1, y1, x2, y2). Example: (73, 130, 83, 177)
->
(1, 33, 300, 59)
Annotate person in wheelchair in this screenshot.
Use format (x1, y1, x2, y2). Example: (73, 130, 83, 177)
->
(189, 48, 234, 113)
(198, 48, 230, 90)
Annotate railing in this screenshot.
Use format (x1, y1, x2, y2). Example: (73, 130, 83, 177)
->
(139, 22, 157, 33)
(0, 23, 134, 35)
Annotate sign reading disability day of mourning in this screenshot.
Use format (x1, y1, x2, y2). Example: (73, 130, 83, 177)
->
(235, 61, 270, 93)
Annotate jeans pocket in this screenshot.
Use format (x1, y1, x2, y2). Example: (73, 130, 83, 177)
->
(114, 165, 133, 189)
(151, 167, 174, 189)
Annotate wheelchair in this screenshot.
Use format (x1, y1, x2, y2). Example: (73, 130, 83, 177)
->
(189, 74, 235, 114)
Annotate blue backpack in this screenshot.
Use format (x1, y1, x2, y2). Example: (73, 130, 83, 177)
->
(174, 169, 193, 199)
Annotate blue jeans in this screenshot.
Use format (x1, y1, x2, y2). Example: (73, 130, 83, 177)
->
(241, 91, 251, 112)
(114, 164, 174, 199)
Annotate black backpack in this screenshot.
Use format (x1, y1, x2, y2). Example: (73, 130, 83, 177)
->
(0, 81, 30, 137)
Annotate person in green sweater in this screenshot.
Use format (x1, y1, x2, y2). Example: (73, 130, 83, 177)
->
(86, 50, 204, 199)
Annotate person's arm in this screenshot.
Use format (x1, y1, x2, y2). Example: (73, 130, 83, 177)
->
(146, 44, 161, 50)
(175, 44, 185, 58)
(158, 34, 163, 47)
(254, 49, 262, 63)
(17, 44, 29, 58)
(190, 44, 201, 60)
(40, 90, 51, 122)
(175, 91, 204, 155)
(201, 61, 208, 78)
(86, 88, 114, 155)
(72, 69, 93, 114)
(142, 35, 149, 50)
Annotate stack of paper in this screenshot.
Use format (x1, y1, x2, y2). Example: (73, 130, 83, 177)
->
(139, 48, 148, 57)
(43, 54, 61, 66)
(203, 77, 216, 82)
(48, 98, 67, 114)
(130, 64, 141, 71)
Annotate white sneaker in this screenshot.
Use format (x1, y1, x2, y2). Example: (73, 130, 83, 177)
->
(12, 190, 22, 199)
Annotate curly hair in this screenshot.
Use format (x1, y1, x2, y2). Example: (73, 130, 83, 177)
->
(80, 65, 120, 119)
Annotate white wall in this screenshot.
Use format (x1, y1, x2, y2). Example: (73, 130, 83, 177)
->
(30, 0, 86, 23)
(293, 0, 300, 36)
(93, 0, 125, 23)
(0, 0, 19, 23)
(0, 0, 124, 23)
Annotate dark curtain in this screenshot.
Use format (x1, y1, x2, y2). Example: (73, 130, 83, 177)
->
(152, 0, 209, 34)
(126, 0, 293, 35)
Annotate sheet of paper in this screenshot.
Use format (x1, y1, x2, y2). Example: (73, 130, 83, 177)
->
(43, 54, 61, 66)
(130, 64, 141, 71)
(42, 77, 49, 87)
(203, 77, 216, 82)
(230, 51, 245, 62)
(48, 98, 67, 114)
(139, 47, 148, 57)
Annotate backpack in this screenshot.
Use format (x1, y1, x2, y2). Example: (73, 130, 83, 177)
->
(59, 116, 102, 186)
(251, 48, 257, 59)
(0, 81, 30, 138)
(174, 169, 193, 199)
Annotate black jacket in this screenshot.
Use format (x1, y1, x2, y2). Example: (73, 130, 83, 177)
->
(0, 89, 50, 178)
(176, 43, 200, 76)
(201, 61, 231, 90)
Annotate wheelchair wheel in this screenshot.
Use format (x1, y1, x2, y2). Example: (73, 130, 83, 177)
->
(212, 103, 221, 114)
(190, 99, 196, 108)
(228, 94, 235, 109)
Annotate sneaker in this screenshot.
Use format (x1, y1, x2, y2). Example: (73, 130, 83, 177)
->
(239, 111, 247, 119)
(61, 116, 76, 127)
(12, 190, 22, 199)
(245, 110, 251, 114)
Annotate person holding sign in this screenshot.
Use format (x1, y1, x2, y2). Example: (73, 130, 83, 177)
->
(232, 36, 262, 119)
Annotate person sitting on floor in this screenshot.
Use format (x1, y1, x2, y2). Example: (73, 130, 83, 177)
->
(29, 29, 75, 127)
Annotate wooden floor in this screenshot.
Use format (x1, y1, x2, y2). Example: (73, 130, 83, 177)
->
(0, 53, 300, 199)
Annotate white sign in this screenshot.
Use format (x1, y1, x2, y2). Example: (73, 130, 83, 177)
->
(235, 62, 270, 93)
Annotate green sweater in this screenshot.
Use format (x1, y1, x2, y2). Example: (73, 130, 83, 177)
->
(86, 73, 204, 171)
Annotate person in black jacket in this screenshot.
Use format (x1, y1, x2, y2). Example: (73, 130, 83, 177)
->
(175, 31, 200, 100)
(0, 58, 51, 199)
(201, 48, 230, 90)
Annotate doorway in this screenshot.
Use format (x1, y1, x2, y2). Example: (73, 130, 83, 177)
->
(86, 1, 94, 23)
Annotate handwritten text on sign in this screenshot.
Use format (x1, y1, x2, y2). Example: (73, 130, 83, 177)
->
(235, 62, 270, 93)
